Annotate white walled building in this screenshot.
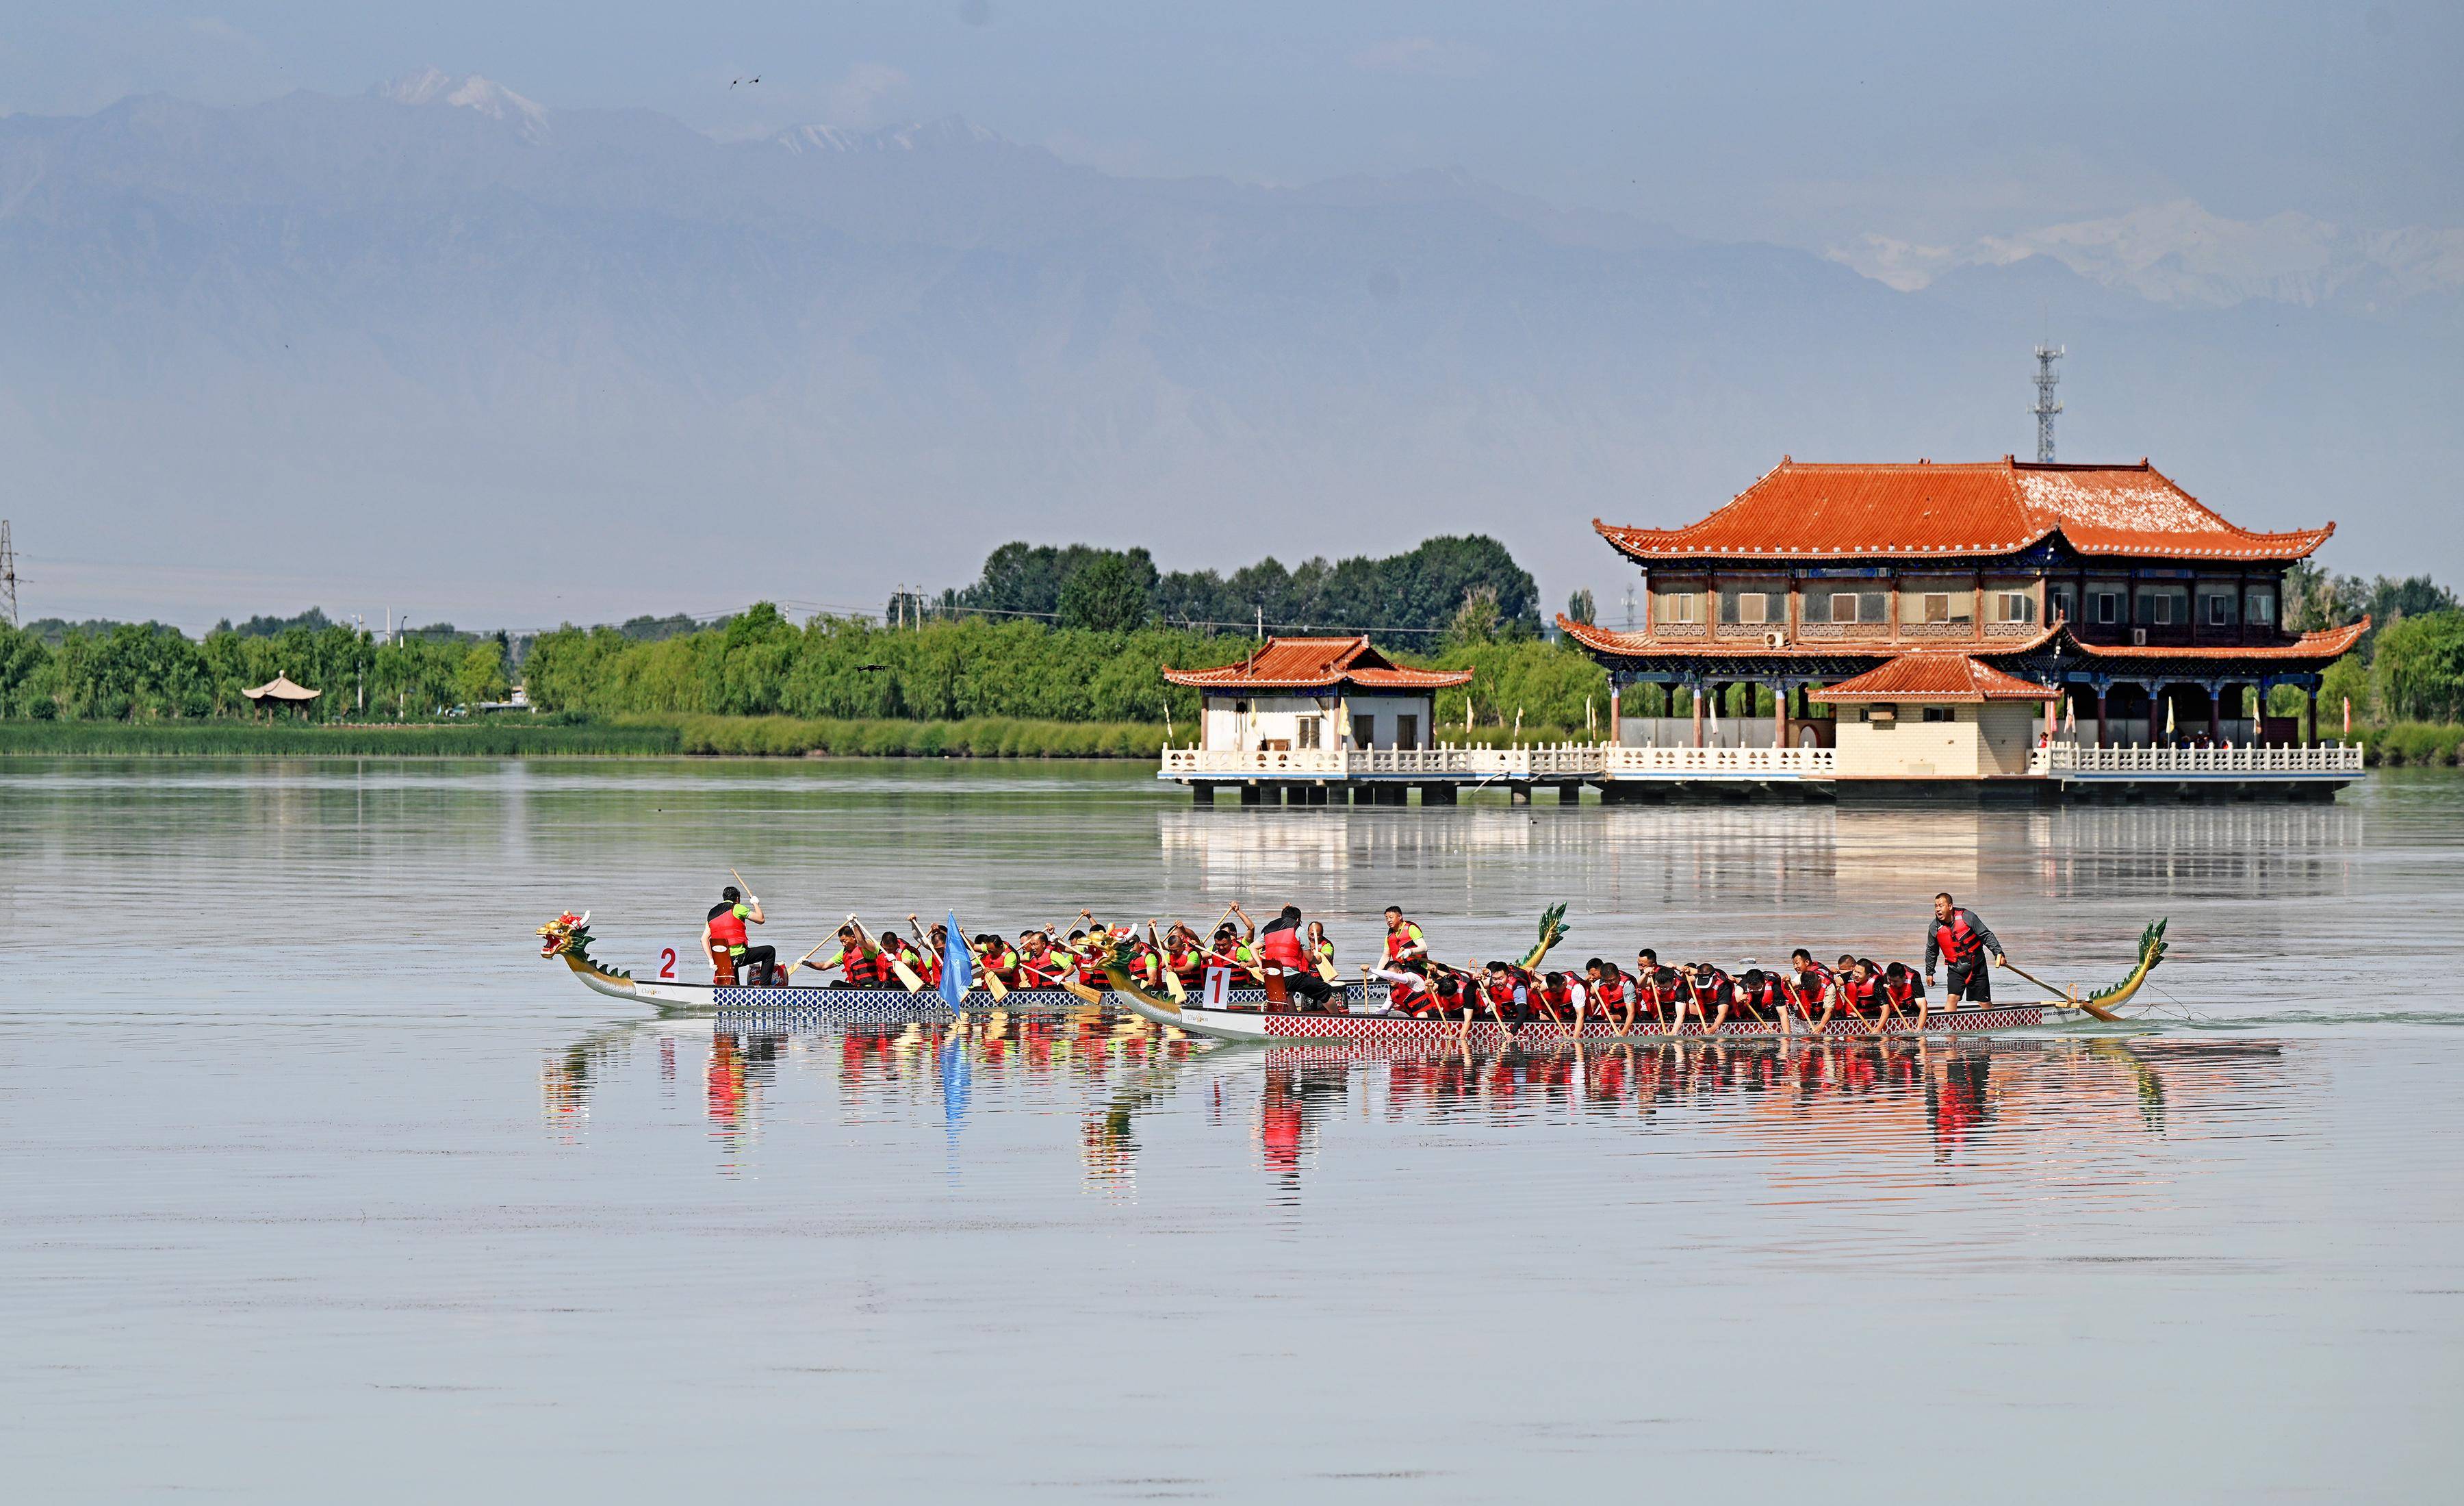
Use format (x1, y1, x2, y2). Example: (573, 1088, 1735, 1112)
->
(1164, 636, 1471, 755)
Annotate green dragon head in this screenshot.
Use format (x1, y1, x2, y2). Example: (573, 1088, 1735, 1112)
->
(537, 910, 631, 980)
(2086, 919, 2167, 1008)
(1515, 903, 1571, 971)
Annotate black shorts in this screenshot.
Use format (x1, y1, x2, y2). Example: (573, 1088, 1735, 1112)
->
(1944, 956, 1992, 1003)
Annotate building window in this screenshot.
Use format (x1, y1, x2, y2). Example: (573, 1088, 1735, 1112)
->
(2248, 587, 2276, 626)
(1922, 706, 1955, 723)
(1994, 591, 2037, 624)
(2052, 585, 2077, 622)
(1922, 594, 1951, 624)
(1298, 717, 1322, 750)
(2094, 591, 2121, 624)
(2138, 586, 2188, 626)
(2203, 590, 2239, 627)
(1352, 715, 1375, 748)
(1823, 591, 1886, 624)
(1719, 588, 1774, 624)
(1662, 592, 1701, 624)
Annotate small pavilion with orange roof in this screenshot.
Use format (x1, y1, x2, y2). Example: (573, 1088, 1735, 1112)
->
(1162, 636, 1474, 804)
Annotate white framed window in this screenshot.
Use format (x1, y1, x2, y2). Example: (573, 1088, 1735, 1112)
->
(1829, 591, 1858, 623)
(1996, 591, 2037, 624)
(1662, 591, 1701, 624)
(1298, 717, 1322, 750)
(2094, 591, 2121, 624)
(2248, 587, 2276, 626)
(2203, 591, 2238, 627)
(2138, 586, 2187, 626)
(1719, 588, 1774, 624)
(2051, 585, 2077, 622)
(1923, 594, 1952, 624)
(1922, 706, 1955, 723)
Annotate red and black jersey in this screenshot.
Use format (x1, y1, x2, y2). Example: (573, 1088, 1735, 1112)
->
(1783, 962, 1836, 1017)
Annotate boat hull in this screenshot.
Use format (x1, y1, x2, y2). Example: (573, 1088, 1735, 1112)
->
(560, 953, 1367, 1019)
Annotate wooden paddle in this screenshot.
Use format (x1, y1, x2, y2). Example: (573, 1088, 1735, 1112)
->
(2001, 959, 2121, 1023)
(782, 938, 833, 982)
(850, 915, 927, 993)
(964, 937, 1011, 1001)
(1148, 922, 1190, 1004)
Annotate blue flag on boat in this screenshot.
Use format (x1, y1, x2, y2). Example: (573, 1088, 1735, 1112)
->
(941, 911, 973, 1009)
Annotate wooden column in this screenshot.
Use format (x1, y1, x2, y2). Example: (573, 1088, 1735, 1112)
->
(1691, 680, 1704, 749)
(1773, 679, 1788, 751)
(2307, 682, 2319, 745)
(2206, 680, 2222, 741)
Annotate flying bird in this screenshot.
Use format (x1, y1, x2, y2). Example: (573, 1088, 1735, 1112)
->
(731, 77, 762, 88)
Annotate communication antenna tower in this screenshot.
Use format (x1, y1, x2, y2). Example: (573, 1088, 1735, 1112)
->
(2032, 344, 2064, 462)
(0, 520, 16, 626)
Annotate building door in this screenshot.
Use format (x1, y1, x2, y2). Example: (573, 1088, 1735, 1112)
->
(1396, 715, 1418, 750)
(1352, 715, 1376, 748)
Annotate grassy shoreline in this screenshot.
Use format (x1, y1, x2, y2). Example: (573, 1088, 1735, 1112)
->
(0, 715, 1172, 759)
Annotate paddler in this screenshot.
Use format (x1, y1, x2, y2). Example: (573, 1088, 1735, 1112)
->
(1211, 921, 1263, 984)
(1256, 903, 1333, 1011)
(1784, 948, 1837, 1024)
(1014, 930, 1066, 988)
(975, 932, 1020, 987)
(1584, 957, 1635, 1032)
(704, 885, 776, 986)
(1925, 892, 2009, 1005)
(824, 921, 884, 989)
(1381, 906, 1428, 968)
(1682, 961, 1738, 1030)
(1882, 961, 1928, 1032)
(1151, 921, 1206, 991)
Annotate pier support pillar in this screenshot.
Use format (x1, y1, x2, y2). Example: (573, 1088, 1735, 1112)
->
(1192, 782, 1216, 807)
(1239, 782, 1263, 806)
(1420, 782, 1456, 806)
(1509, 782, 1532, 806)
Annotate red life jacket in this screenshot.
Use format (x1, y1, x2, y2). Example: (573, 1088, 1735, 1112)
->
(708, 904, 747, 949)
(1258, 921, 1306, 972)
(1884, 974, 1924, 1008)
(1590, 971, 1628, 1011)
(1784, 963, 1834, 1016)
(1016, 949, 1062, 987)
(1384, 922, 1424, 965)
(1936, 910, 1984, 964)
(1482, 975, 1523, 1010)
(1840, 972, 1882, 1012)
(1688, 969, 1734, 1012)
(1168, 947, 1201, 979)
(1736, 978, 1783, 1017)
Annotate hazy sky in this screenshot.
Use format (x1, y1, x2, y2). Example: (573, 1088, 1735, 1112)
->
(8, 1, 2459, 253)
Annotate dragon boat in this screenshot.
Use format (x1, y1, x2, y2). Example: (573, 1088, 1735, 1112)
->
(533, 910, 1385, 1021)
(1102, 908, 2172, 1051)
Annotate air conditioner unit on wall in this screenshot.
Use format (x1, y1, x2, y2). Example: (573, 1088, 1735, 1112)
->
(1763, 630, 1787, 648)
(2132, 628, 2148, 646)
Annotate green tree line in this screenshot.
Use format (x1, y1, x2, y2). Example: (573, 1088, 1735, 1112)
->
(0, 619, 510, 722)
(2280, 563, 2464, 724)
(939, 535, 1541, 637)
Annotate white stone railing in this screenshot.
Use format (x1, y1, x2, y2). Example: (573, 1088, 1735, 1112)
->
(2029, 742, 2364, 778)
(1160, 742, 1837, 780)
(1603, 744, 1836, 778)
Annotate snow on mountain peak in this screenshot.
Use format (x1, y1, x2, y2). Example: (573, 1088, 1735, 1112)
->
(378, 69, 550, 143)
(773, 116, 1001, 157)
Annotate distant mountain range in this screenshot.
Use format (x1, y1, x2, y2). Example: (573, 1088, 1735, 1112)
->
(1, 75, 2453, 625)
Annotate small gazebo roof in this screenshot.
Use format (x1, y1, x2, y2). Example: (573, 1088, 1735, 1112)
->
(1810, 654, 2057, 705)
(1162, 635, 1471, 692)
(242, 674, 322, 703)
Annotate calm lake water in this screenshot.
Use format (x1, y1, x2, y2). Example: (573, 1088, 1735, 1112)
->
(3, 758, 2461, 1501)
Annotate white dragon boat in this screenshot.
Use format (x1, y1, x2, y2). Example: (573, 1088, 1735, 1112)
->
(1100, 909, 2172, 1050)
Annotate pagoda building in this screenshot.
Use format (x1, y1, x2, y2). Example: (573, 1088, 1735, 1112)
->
(1558, 457, 2367, 750)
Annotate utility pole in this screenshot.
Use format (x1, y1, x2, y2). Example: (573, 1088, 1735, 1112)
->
(0, 519, 16, 627)
(2033, 343, 2064, 462)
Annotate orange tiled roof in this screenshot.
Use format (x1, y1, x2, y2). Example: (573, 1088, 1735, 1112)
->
(1596, 458, 2335, 563)
(1554, 615, 2066, 659)
(1162, 635, 1473, 691)
(1810, 655, 2059, 704)
(2067, 617, 2368, 662)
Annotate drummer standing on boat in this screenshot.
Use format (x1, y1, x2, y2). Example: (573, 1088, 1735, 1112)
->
(1925, 893, 2008, 1005)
